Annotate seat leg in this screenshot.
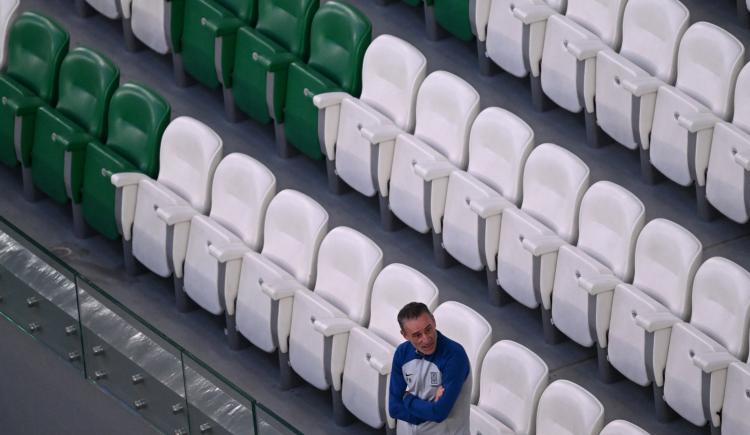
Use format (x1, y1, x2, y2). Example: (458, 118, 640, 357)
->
(585, 110, 611, 148)
(278, 351, 302, 390)
(222, 87, 247, 123)
(486, 267, 511, 307)
(326, 159, 347, 194)
(122, 18, 142, 52)
(75, 0, 95, 17)
(386, 425, 397, 435)
(174, 276, 198, 313)
(21, 166, 39, 202)
(477, 40, 498, 76)
(379, 194, 402, 231)
(273, 121, 298, 158)
(530, 75, 554, 112)
(653, 383, 677, 422)
(424, 5, 447, 41)
(710, 423, 721, 435)
(596, 344, 622, 383)
(172, 53, 195, 87)
(695, 184, 718, 221)
(541, 307, 566, 344)
(122, 239, 143, 276)
(639, 147, 662, 185)
(431, 231, 454, 268)
(71, 202, 93, 239)
(224, 313, 249, 350)
(739, 0, 750, 27)
(332, 388, 356, 426)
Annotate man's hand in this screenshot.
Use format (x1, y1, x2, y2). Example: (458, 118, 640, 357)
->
(433, 386, 445, 402)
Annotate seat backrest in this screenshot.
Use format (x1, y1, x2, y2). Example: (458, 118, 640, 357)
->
(359, 35, 426, 132)
(5, 12, 69, 103)
(674, 22, 745, 120)
(412, 71, 480, 168)
(313, 227, 383, 325)
(157, 116, 223, 213)
(477, 341, 548, 435)
(307, 1, 371, 94)
(536, 380, 604, 435)
(732, 62, 750, 133)
(690, 257, 750, 360)
(55, 47, 119, 139)
(0, 0, 19, 69)
(261, 189, 329, 288)
(367, 263, 439, 346)
(467, 107, 534, 204)
(618, 0, 689, 83)
(520, 143, 590, 244)
(565, 0, 627, 48)
(255, 0, 318, 58)
(209, 153, 276, 251)
(215, 0, 256, 24)
(105, 82, 170, 177)
(631, 218, 702, 320)
(576, 181, 645, 282)
(599, 420, 649, 435)
(434, 301, 492, 404)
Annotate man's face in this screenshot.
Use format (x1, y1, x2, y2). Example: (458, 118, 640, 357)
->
(401, 312, 437, 355)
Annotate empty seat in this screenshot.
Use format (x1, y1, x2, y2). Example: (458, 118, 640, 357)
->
(30, 47, 120, 236)
(648, 23, 744, 219)
(383, 71, 480, 233)
(469, 340, 548, 435)
(437, 107, 534, 302)
(721, 361, 750, 435)
(599, 420, 649, 435)
(495, 143, 590, 341)
(130, 0, 172, 54)
(536, 380, 604, 435)
(225, 0, 319, 123)
(180, 153, 276, 316)
(313, 34, 426, 198)
(341, 264, 439, 431)
(662, 257, 750, 431)
(607, 219, 701, 401)
(111, 116, 223, 281)
(595, 0, 689, 151)
(0, 0, 19, 69)
(81, 82, 171, 240)
(81, 0, 141, 50)
(279, 1, 371, 160)
(232, 190, 328, 361)
(287, 227, 383, 423)
(706, 62, 750, 223)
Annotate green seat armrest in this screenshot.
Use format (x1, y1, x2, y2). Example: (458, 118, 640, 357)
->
(254, 52, 296, 72)
(3, 95, 43, 116)
(168, 0, 187, 53)
(52, 131, 91, 152)
(201, 16, 243, 37)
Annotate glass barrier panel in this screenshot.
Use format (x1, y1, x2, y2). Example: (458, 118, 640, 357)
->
(255, 403, 302, 435)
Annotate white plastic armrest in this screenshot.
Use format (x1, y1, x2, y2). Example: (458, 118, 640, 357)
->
(360, 125, 401, 145)
(312, 92, 348, 110)
(368, 355, 392, 376)
(512, 4, 555, 24)
(565, 39, 607, 61)
(578, 273, 620, 296)
(677, 112, 720, 133)
(468, 196, 513, 219)
(471, 0, 491, 41)
(207, 243, 250, 263)
(259, 279, 299, 301)
(692, 351, 736, 373)
(155, 205, 198, 226)
(733, 151, 750, 171)
(111, 172, 148, 188)
(634, 311, 680, 333)
(521, 234, 565, 256)
(413, 160, 455, 182)
(620, 76, 663, 98)
(312, 317, 357, 337)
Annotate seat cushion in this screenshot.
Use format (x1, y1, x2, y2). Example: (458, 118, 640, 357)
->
(86, 0, 123, 19)
(131, 0, 171, 54)
(722, 362, 750, 435)
(433, 0, 473, 41)
(485, 0, 534, 78)
(706, 122, 750, 223)
(0, 75, 36, 167)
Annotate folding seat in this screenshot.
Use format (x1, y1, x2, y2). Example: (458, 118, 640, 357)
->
(721, 361, 750, 435)
(659, 257, 750, 432)
(224, 0, 318, 123)
(81, 82, 171, 240)
(377, 71, 479, 233)
(495, 143, 590, 341)
(179, 153, 276, 315)
(287, 227, 383, 424)
(171, 0, 256, 89)
(231, 190, 328, 362)
(341, 263, 439, 432)
(29, 47, 120, 236)
(550, 181, 645, 374)
(606, 219, 701, 414)
(313, 35, 426, 198)
(0, 0, 18, 69)
(706, 63, 750, 224)
(535, 380, 604, 435)
(469, 340, 548, 435)
(594, 0, 689, 154)
(647, 23, 744, 219)
(436, 107, 534, 303)
(0, 12, 68, 195)
(129, 0, 174, 55)
(599, 420, 649, 435)
(77, 0, 141, 51)
(111, 116, 223, 280)
(279, 1, 371, 160)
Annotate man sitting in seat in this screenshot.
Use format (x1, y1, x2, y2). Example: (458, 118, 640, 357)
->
(389, 302, 471, 434)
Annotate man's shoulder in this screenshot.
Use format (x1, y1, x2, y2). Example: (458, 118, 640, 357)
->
(393, 340, 416, 363)
(438, 332, 469, 357)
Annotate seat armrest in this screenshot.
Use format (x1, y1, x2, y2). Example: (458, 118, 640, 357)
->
(471, 0, 491, 41)
(252, 51, 296, 72)
(565, 39, 607, 61)
(468, 196, 514, 219)
(368, 355, 392, 376)
(620, 76, 663, 98)
(521, 234, 565, 256)
(692, 351, 736, 373)
(413, 160, 455, 182)
(512, 3, 556, 24)
(200, 16, 242, 37)
(312, 317, 357, 337)
(111, 172, 148, 188)
(360, 125, 401, 145)
(733, 151, 750, 171)
(634, 311, 680, 333)
(3, 95, 43, 115)
(208, 242, 250, 263)
(155, 205, 197, 226)
(259, 279, 299, 301)
(677, 112, 720, 133)
(578, 273, 620, 295)
(312, 92, 348, 110)
(52, 132, 91, 152)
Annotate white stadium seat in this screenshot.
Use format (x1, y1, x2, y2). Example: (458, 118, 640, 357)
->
(721, 361, 750, 435)
(536, 380, 604, 435)
(130, 0, 171, 54)
(600, 419, 649, 435)
(0, 0, 19, 69)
